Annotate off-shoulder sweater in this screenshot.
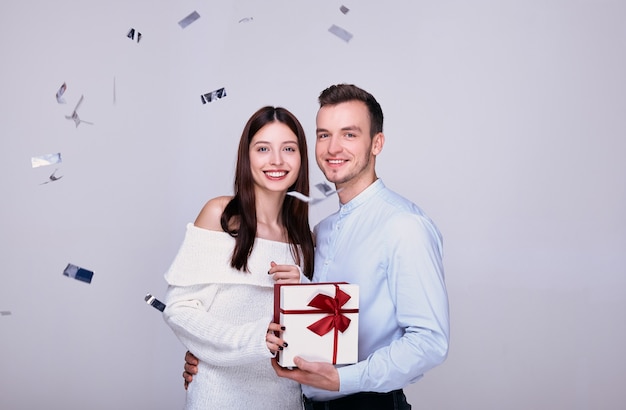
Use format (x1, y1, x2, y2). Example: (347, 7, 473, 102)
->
(163, 223, 303, 409)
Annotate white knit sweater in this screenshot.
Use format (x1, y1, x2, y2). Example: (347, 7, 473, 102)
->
(163, 224, 303, 409)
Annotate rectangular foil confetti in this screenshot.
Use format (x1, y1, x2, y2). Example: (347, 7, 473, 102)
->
(145, 293, 166, 312)
(328, 24, 353, 42)
(31, 153, 62, 168)
(63, 263, 94, 284)
(178, 11, 200, 28)
(201, 87, 227, 104)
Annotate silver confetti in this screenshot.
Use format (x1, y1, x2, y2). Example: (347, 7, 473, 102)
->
(127, 28, 142, 43)
(328, 24, 353, 42)
(145, 293, 166, 312)
(63, 263, 94, 284)
(40, 168, 63, 185)
(56, 82, 67, 104)
(65, 95, 93, 127)
(287, 187, 342, 205)
(201, 87, 227, 104)
(340, 5, 350, 14)
(31, 153, 62, 168)
(178, 11, 200, 29)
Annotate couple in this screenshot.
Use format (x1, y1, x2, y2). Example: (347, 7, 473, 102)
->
(162, 84, 450, 409)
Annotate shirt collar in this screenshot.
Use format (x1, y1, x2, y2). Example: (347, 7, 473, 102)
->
(339, 179, 385, 215)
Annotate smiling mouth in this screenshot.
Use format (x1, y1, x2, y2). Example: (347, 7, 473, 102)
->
(265, 171, 287, 178)
(327, 159, 346, 165)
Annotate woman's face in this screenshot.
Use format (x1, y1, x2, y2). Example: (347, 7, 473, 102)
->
(249, 121, 301, 194)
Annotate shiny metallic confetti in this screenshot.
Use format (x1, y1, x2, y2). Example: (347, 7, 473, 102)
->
(178, 11, 200, 28)
(63, 263, 94, 284)
(238, 17, 254, 23)
(0, 311, 11, 316)
(340, 5, 350, 14)
(40, 168, 63, 185)
(56, 82, 67, 104)
(201, 87, 227, 104)
(145, 293, 166, 312)
(65, 95, 93, 127)
(288, 183, 343, 204)
(127, 28, 142, 43)
(328, 24, 353, 42)
(315, 182, 335, 196)
(31, 153, 62, 168)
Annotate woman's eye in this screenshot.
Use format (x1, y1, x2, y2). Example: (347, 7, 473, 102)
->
(284, 146, 296, 152)
(258, 147, 269, 152)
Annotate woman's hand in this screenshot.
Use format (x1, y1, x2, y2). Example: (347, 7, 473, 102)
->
(267, 261, 301, 284)
(266, 322, 288, 354)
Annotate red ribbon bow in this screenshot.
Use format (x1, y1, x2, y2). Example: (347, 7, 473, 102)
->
(305, 285, 358, 364)
(306, 287, 353, 336)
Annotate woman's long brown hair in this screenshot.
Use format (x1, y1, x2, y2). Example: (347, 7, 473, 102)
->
(220, 106, 314, 279)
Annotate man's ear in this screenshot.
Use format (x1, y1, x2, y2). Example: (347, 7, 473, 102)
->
(372, 132, 385, 156)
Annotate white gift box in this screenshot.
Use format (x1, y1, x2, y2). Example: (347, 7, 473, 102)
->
(273, 282, 359, 368)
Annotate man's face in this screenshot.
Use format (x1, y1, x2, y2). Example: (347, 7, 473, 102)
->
(315, 100, 382, 188)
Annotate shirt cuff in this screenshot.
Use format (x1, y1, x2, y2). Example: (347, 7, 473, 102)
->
(337, 364, 361, 394)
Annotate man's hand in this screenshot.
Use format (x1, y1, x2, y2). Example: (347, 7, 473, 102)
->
(271, 356, 340, 391)
(183, 351, 199, 390)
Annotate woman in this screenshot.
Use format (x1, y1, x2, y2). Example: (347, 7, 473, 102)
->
(163, 106, 314, 409)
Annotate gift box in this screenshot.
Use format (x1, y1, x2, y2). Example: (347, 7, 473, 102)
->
(274, 282, 359, 368)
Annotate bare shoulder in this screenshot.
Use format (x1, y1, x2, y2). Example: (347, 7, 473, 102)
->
(194, 196, 233, 231)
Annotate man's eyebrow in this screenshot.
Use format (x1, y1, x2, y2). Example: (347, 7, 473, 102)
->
(316, 125, 362, 133)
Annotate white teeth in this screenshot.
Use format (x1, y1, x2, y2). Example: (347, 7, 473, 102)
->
(328, 160, 344, 164)
(266, 171, 286, 178)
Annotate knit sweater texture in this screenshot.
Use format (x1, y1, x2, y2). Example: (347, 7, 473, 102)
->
(163, 223, 303, 409)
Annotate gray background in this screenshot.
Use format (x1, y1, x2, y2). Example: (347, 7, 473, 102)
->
(1, 1, 625, 409)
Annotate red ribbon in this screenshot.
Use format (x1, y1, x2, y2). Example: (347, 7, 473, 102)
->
(282, 284, 358, 364)
(306, 286, 354, 336)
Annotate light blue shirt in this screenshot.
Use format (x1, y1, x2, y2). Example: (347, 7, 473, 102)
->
(302, 179, 450, 401)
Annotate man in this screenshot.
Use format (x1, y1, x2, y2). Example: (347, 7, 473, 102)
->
(184, 84, 450, 409)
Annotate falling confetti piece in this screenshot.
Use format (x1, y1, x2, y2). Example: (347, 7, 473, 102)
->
(288, 184, 343, 204)
(178, 11, 200, 28)
(0, 311, 11, 316)
(127, 28, 142, 43)
(31, 153, 62, 168)
(238, 17, 254, 23)
(328, 24, 353, 42)
(63, 263, 94, 284)
(201, 87, 227, 104)
(65, 95, 93, 127)
(315, 182, 335, 196)
(340, 5, 350, 14)
(56, 82, 67, 104)
(40, 168, 63, 185)
(145, 293, 166, 312)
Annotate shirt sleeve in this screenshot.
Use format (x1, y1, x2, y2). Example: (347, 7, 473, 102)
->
(338, 212, 450, 394)
(162, 283, 273, 367)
